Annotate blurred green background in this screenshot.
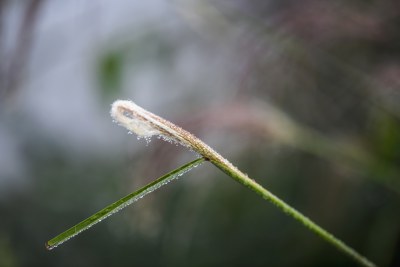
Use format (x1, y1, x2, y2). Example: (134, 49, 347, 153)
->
(1, 1, 400, 266)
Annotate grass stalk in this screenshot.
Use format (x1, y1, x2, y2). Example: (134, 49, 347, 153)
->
(47, 100, 377, 267)
(109, 100, 377, 267)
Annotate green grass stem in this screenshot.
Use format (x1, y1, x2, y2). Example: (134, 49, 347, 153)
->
(110, 100, 377, 267)
(212, 158, 376, 267)
(47, 99, 378, 267)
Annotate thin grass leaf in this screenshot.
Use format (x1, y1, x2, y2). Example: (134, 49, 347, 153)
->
(46, 157, 205, 250)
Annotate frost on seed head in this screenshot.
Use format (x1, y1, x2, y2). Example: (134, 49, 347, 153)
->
(111, 100, 162, 138)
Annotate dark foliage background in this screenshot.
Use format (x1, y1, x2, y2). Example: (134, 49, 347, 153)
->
(1, 1, 399, 266)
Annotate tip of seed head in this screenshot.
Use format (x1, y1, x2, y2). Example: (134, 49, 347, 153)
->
(110, 100, 161, 138)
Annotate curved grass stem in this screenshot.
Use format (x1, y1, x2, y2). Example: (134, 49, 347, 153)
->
(109, 100, 377, 267)
(46, 100, 377, 267)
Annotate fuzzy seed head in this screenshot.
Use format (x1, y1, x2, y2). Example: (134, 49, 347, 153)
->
(111, 100, 162, 137)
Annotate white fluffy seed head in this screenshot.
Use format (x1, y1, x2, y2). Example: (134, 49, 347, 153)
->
(111, 100, 162, 137)
(110, 99, 236, 169)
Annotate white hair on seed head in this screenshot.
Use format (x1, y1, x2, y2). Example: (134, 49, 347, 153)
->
(110, 100, 162, 137)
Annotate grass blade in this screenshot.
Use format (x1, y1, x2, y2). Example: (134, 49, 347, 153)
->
(46, 157, 205, 250)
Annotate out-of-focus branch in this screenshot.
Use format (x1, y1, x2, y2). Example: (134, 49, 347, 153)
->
(0, 0, 45, 103)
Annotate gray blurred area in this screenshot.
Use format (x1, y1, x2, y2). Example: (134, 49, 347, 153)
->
(1, 1, 400, 266)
